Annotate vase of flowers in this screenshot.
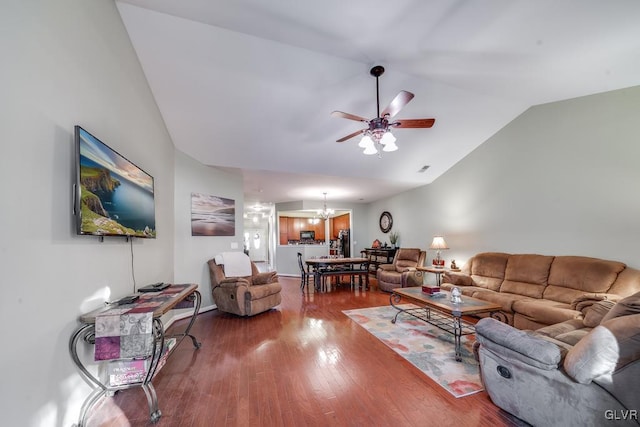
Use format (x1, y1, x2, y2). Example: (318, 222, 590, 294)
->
(389, 232, 399, 248)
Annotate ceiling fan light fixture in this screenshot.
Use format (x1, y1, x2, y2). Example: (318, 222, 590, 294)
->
(380, 130, 396, 146)
(331, 65, 435, 156)
(382, 139, 398, 152)
(363, 144, 378, 155)
(358, 133, 374, 148)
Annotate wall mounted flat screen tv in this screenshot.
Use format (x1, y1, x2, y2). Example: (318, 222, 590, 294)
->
(74, 126, 156, 238)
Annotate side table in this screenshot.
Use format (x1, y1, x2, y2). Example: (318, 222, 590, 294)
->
(416, 266, 450, 287)
(69, 284, 201, 426)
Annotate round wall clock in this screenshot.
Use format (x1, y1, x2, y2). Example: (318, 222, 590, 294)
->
(379, 211, 393, 233)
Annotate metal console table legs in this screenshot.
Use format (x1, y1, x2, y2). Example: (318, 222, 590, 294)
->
(69, 285, 201, 426)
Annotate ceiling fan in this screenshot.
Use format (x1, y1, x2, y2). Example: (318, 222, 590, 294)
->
(331, 65, 435, 155)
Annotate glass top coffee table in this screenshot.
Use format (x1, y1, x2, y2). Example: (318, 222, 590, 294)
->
(390, 287, 501, 361)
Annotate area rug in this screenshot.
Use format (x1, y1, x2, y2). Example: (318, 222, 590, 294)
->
(343, 304, 483, 398)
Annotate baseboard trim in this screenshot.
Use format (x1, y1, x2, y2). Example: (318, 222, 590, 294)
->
(163, 303, 217, 330)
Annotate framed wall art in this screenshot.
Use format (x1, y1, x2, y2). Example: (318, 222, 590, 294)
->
(191, 192, 235, 236)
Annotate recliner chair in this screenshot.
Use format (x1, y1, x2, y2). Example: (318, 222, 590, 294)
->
(207, 257, 282, 316)
(474, 291, 640, 426)
(376, 248, 426, 292)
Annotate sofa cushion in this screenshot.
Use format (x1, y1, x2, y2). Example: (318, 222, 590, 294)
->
(564, 313, 640, 384)
(470, 290, 531, 313)
(500, 254, 554, 298)
(394, 248, 422, 271)
(535, 319, 593, 347)
(512, 299, 582, 325)
(554, 329, 591, 346)
(471, 252, 510, 277)
(378, 269, 403, 285)
(544, 256, 626, 303)
(536, 318, 586, 338)
(469, 252, 510, 290)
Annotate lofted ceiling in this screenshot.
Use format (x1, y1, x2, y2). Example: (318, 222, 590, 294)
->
(115, 0, 640, 207)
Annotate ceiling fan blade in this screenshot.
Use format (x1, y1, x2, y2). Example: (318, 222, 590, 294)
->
(336, 129, 365, 143)
(380, 91, 414, 118)
(392, 118, 436, 129)
(331, 111, 369, 122)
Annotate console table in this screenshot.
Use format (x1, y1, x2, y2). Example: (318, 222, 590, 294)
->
(69, 284, 201, 426)
(361, 247, 397, 274)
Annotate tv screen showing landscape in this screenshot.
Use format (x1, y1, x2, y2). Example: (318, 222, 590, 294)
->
(75, 126, 156, 238)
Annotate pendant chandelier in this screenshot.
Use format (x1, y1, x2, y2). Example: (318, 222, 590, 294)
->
(318, 192, 334, 220)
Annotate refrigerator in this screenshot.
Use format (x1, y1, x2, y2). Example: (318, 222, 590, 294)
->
(338, 229, 350, 258)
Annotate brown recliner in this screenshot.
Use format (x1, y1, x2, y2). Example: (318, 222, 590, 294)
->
(376, 248, 426, 292)
(207, 258, 282, 316)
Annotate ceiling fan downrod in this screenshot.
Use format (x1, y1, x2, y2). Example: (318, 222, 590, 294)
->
(370, 65, 385, 119)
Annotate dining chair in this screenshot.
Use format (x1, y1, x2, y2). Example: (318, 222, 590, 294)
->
(297, 252, 312, 292)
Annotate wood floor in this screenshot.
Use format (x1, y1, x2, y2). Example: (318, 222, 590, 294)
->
(87, 276, 525, 427)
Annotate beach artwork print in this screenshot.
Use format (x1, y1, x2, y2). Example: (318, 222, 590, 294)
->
(191, 193, 235, 236)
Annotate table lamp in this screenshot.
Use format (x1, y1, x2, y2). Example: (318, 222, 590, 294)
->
(429, 235, 449, 267)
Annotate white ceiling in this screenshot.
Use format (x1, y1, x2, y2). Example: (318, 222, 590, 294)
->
(116, 0, 640, 206)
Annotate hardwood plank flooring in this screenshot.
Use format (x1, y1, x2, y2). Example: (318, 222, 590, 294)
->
(86, 276, 526, 427)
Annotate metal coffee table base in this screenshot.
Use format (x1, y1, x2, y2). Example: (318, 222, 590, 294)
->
(390, 294, 476, 362)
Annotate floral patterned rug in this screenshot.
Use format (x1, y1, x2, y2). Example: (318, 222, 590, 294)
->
(343, 304, 483, 398)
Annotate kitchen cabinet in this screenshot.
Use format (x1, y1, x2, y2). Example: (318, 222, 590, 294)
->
(278, 216, 326, 243)
(330, 213, 350, 239)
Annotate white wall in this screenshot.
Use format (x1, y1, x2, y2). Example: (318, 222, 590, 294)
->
(0, 1, 175, 426)
(368, 86, 640, 271)
(173, 149, 244, 309)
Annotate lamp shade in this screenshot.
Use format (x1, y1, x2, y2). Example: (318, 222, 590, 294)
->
(358, 134, 374, 148)
(382, 139, 398, 152)
(363, 144, 378, 155)
(380, 130, 396, 146)
(429, 236, 449, 250)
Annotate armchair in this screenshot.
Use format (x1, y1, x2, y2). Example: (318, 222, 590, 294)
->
(207, 257, 282, 316)
(474, 291, 640, 426)
(376, 248, 426, 292)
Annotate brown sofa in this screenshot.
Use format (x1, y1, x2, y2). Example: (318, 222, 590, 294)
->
(376, 248, 426, 292)
(475, 291, 640, 426)
(442, 252, 640, 329)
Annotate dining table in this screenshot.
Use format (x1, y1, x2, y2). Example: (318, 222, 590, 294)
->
(305, 257, 370, 291)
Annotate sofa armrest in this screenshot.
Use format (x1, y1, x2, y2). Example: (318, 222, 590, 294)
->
(475, 318, 562, 370)
(378, 264, 395, 272)
(251, 271, 277, 285)
(443, 271, 473, 287)
(564, 313, 640, 384)
(570, 293, 622, 311)
(401, 269, 422, 287)
(217, 277, 250, 288)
